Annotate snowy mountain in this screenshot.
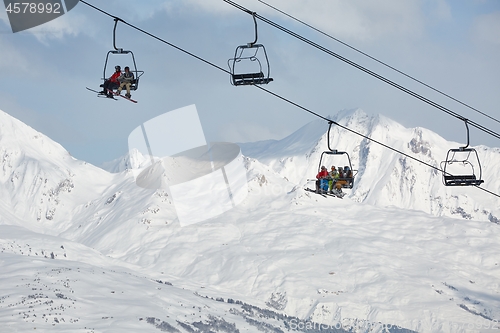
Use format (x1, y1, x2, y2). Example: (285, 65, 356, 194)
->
(1, 108, 499, 332)
(239, 108, 500, 223)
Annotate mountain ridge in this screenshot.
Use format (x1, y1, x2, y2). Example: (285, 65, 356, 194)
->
(1, 107, 499, 332)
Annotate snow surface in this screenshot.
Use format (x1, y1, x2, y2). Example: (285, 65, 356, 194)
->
(1, 108, 499, 332)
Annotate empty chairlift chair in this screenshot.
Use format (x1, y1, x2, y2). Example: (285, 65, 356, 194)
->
(228, 12, 273, 86)
(441, 120, 484, 187)
(441, 149, 484, 186)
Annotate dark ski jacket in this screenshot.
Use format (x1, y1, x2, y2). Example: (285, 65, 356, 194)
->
(119, 71, 135, 83)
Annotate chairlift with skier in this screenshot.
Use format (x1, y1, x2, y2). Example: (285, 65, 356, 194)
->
(318, 150, 356, 190)
(87, 18, 144, 102)
(305, 122, 357, 197)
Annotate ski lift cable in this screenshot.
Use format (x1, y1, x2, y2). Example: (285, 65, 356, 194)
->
(256, 0, 500, 126)
(78, 1, 500, 199)
(222, 0, 500, 142)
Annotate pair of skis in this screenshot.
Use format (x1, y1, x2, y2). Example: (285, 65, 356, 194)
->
(86, 87, 137, 103)
(304, 187, 345, 199)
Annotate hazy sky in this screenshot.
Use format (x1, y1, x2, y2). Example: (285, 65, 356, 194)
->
(1, 0, 499, 166)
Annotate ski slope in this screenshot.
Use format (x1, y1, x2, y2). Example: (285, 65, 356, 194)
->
(0, 108, 499, 332)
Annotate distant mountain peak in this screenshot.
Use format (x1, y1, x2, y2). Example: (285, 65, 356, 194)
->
(0, 109, 70, 161)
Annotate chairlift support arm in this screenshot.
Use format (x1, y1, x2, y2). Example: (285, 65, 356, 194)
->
(239, 7, 259, 46)
(327, 121, 334, 151)
(249, 12, 258, 47)
(461, 118, 470, 150)
(113, 17, 125, 52)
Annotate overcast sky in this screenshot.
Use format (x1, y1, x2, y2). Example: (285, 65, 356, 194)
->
(1, 0, 499, 166)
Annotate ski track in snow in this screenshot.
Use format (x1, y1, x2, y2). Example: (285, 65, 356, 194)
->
(1, 108, 500, 332)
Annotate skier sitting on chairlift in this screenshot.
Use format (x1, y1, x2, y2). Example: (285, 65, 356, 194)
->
(333, 166, 352, 193)
(116, 66, 134, 99)
(344, 166, 353, 178)
(337, 166, 344, 178)
(315, 166, 329, 193)
(100, 65, 122, 97)
(327, 166, 338, 193)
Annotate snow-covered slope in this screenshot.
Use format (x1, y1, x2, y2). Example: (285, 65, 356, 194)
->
(0, 109, 117, 231)
(1, 108, 499, 332)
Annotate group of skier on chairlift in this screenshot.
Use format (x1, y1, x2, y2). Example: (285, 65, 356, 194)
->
(315, 165, 353, 197)
(88, 18, 142, 103)
(100, 65, 135, 99)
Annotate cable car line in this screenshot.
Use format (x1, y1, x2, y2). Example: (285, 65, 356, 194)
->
(222, 0, 500, 142)
(78, 1, 500, 199)
(256, 0, 500, 126)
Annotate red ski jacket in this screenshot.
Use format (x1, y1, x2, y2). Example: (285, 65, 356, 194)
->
(109, 71, 121, 83)
(316, 170, 329, 179)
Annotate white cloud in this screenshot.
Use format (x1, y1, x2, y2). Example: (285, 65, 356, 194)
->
(0, 37, 29, 72)
(250, 0, 426, 43)
(27, 11, 87, 43)
(218, 120, 289, 143)
(181, 0, 246, 15)
(153, 0, 425, 43)
(430, 0, 452, 21)
(471, 11, 500, 45)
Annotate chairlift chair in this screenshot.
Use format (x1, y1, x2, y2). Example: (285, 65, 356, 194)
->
(228, 12, 273, 86)
(101, 18, 144, 91)
(318, 150, 356, 189)
(102, 50, 144, 91)
(441, 120, 484, 187)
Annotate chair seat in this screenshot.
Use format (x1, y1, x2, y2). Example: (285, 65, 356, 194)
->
(444, 175, 483, 186)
